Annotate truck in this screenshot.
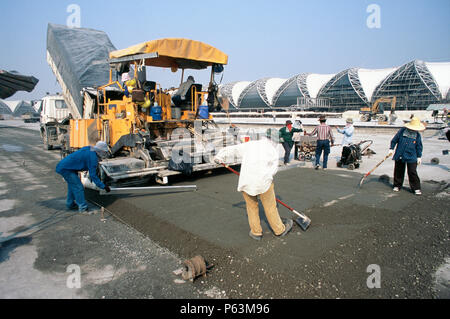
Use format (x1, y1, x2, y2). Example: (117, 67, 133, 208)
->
(39, 95, 71, 150)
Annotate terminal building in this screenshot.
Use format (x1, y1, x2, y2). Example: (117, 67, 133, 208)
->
(219, 60, 450, 112)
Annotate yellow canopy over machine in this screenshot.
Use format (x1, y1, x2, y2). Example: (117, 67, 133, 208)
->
(109, 38, 228, 71)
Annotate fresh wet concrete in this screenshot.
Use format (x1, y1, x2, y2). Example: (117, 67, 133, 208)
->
(1, 121, 449, 298)
(87, 165, 449, 298)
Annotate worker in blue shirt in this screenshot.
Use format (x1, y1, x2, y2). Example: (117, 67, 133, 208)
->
(336, 118, 354, 146)
(56, 141, 111, 212)
(388, 117, 424, 195)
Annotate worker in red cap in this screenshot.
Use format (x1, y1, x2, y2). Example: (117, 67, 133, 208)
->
(279, 120, 303, 165)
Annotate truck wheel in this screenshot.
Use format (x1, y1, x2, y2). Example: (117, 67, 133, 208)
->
(360, 114, 370, 122)
(43, 133, 53, 150)
(377, 115, 388, 122)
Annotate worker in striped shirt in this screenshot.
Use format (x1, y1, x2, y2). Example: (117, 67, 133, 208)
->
(307, 115, 334, 170)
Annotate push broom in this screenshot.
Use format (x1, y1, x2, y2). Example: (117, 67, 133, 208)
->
(220, 163, 311, 231)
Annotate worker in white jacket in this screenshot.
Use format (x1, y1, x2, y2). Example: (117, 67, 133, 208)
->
(214, 137, 293, 240)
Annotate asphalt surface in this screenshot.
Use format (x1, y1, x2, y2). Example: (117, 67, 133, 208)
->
(0, 124, 224, 299)
(1, 121, 449, 299)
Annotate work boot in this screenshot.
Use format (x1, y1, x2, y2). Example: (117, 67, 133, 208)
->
(67, 204, 78, 211)
(249, 231, 262, 241)
(278, 219, 293, 237)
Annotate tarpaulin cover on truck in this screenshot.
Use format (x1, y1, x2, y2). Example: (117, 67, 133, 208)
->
(46, 23, 116, 118)
(0, 70, 39, 99)
(109, 38, 228, 71)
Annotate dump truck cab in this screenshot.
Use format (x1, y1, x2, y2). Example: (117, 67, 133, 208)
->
(40, 95, 71, 150)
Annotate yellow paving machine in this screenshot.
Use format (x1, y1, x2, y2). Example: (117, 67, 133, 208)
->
(55, 36, 239, 187)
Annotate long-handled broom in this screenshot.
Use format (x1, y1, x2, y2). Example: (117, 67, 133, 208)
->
(359, 153, 391, 187)
(220, 163, 311, 231)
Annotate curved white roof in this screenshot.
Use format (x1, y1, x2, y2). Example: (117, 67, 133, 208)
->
(3, 100, 21, 113)
(231, 81, 251, 107)
(0, 100, 12, 114)
(357, 68, 397, 102)
(425, 62, 450, 99)
(265, 78, 287, 105)
(306, 74, 335, 98)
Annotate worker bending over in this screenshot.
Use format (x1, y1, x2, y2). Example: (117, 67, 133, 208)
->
(214, 137, 293, 241)
(56, 141, 111, 213)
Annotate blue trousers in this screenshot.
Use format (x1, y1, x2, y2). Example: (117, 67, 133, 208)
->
(315, 140, 330, 168)
(58, 170, 88, 212)
(282, 142, 293, 164)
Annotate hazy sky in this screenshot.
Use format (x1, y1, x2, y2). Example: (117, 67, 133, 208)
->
(1, 0, 449, 101)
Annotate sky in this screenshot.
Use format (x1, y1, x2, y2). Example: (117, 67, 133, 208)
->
(1, 0, 449, 101)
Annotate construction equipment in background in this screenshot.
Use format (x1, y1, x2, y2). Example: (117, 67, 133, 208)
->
(39, 94, 71, 151)
(360, 96, 398, 124)
(47, 24, 240, 188)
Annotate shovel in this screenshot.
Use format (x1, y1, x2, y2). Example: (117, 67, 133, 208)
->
(220, 163, 311, 231)
(359, 153, 391, 187)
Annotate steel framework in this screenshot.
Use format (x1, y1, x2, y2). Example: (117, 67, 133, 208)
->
(372, 60, 441, 110)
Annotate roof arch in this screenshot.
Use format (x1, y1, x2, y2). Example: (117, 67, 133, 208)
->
(0, 100, 12, 115)
(317, 68, 369, 109)
(258, 77, 287, 106)
(238, 78, 270, 109)
(218, 81, 238, 108)
(372, 60, 442, 109)
(4, 100, 35, 116)
(272, 74, 307, 107)
(305, 73, 335, 99)
(357, 67, 397, 102)
(425, 62, 450, 99)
